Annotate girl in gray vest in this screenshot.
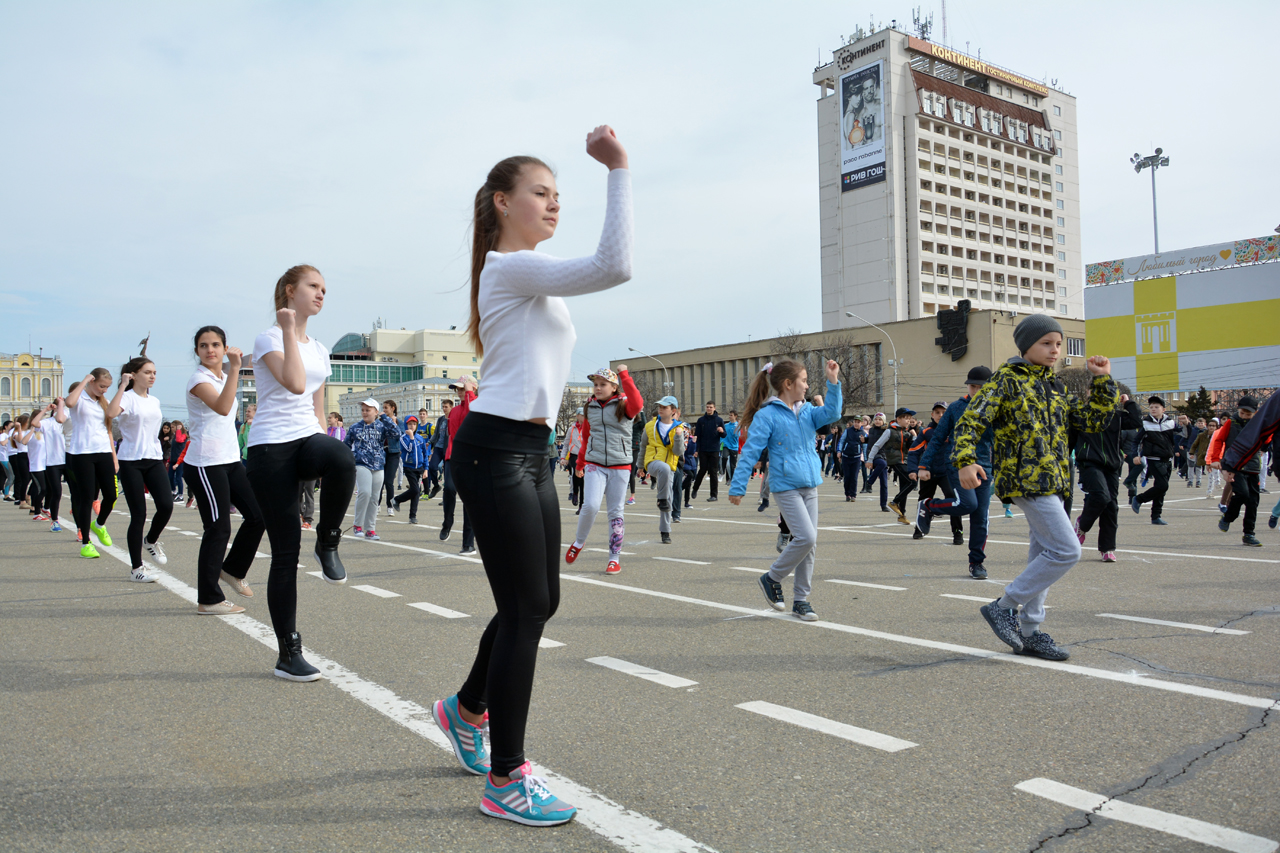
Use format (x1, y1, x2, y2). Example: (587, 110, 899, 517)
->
(565, 366, 643, 574)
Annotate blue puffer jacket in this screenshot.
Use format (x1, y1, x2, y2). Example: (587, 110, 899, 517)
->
(920, 395, 993, 473)
(731, 381, 843, 496)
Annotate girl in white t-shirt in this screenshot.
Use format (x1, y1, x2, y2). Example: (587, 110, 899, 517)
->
(0, 419, 12, 500)
(27, 399, 69, 530)
(185, 325, 266, 616)
(105, 356, 171, 583)
(18, 410, 46, 517)
(64, 368, 119, 558)
(246, 265, 357, 682)
(6, 415, 32, 509)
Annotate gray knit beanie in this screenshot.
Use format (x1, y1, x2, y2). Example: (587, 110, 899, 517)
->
(1013, 314, 1064, 355)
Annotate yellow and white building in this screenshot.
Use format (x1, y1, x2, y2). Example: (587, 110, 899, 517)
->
(1, 351, 64, 422)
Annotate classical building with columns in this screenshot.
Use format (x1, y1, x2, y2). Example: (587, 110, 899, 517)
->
(1, 351, 64, 422)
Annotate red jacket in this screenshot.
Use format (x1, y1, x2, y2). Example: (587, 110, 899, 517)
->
(445, 388, 476, 461)
(576, 370, 643, 474)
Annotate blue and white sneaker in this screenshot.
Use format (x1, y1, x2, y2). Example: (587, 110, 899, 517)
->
(432, 695, 489, 776)
(758, 572, 786, 611)
(481, 762, 576, 826)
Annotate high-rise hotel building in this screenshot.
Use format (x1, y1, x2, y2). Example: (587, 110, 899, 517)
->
(813, 29, 1080, 330)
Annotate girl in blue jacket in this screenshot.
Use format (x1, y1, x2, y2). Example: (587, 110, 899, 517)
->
(730, 357, 842, 621)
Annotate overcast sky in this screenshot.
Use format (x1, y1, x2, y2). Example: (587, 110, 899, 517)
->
(3, 1, 1276, 415)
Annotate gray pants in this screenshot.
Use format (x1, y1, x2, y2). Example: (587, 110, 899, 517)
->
(354, 465, 384, 532)
(999, 494, 1081, 633)
(767, 487, 819, 601)
(299, 479, 316, 523)
(646, 460, 673, 533)
(574, 463, 629, 558)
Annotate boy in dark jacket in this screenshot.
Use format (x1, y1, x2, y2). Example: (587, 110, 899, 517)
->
(908, 403, 963, 544)
(952, 315, 1116, 661)
(1071, 393, 1142, 562)
(870, 408, 917, 523)
(1130, 396, 1177, 524)
(1218, 395, 1267, 546)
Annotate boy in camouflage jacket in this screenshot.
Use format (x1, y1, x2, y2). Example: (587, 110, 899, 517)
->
(951, 315, 1116, 660)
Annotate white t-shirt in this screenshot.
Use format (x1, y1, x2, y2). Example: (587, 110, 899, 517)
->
(40, 418, 66, 467)
(185, 366, 241, 467)
(116, 389, 164, 461)
(7, 429, 28, 456)
(28, 431, 46, 472)
(249, 326, 328, 447)
(68, 394, 114, 455)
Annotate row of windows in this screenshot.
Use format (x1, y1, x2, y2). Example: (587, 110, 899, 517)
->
(0, 377, 52, 398)
(918, 181, 1063, 217)
(920, 266, 1062, 288)
(917, 140, 1065, 178)
(328, 363, 426, 385)
(918, 121, 1061, 160)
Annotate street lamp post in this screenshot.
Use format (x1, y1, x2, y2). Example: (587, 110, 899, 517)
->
(845, 311, 898, 412)
(627, 347, 673, 393)
(1130, 148, 1170, 254)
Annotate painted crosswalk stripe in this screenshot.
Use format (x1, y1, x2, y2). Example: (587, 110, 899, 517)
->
(86, 542, 713, 853)
(408, 601, 469, 619)
(539, 638, 566, 649)
(736, 701, 916, 753)
(587, 548, 634, 556)
(730, 566, 764, 573)
(1016, 778, 1277, 853)
(940, 593, 995, 603)
(653, 556, 711, 565)
(586, 656, 697, 688)
(827, 579, 908, 591)
(1096, 613, 1249, 635)
(353, 584, 401, 599)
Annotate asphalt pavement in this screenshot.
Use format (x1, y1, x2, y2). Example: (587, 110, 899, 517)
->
(1, 471, 1277, 853)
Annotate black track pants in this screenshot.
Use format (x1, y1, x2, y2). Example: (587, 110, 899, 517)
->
(118, 458, 174, 569)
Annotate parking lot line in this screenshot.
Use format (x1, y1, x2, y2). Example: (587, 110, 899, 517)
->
(1015, 778, 1278, 853)
(407, 601, 469, 619)
(539, 638, 566, 649)
(587, 656, 698, 688)
(653, 556, 711, 565)
(827, 579, 909, 591)
(352, 584, 401, 599)
(736, 701, 917, 753)
(1096, 613, 1250, 635)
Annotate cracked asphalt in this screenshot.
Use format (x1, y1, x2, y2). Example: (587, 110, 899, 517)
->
(1, 476, 1277, 852)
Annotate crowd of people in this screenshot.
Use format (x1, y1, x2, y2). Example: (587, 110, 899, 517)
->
(3, 124, 1277, 830)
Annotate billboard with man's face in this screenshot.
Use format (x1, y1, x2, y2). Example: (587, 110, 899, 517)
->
(839, 60, 886, 192)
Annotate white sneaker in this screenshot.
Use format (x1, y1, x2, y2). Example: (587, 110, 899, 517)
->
(198, 600, 246, 615)
(386, 506, 396, 517)
(144, 540, 168, 565)
(129, 568, 157, 583)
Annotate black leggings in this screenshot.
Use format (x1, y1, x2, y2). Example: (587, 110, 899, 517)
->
(118, 458, 175, 570)
(186, 461, 266, 605)
(10, 453, 30, 503)
(27, 469, 45, 513)
(41, 465, 64, 521)
(67, 452, 117, 544)
(452, 413, 559, 777)
(382, 454, 400, 508)
(245, 434, 355, 637)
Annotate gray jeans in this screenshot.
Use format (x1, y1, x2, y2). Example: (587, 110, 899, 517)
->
(1000, 494, 1081, 633)
(768, 487, 819, 601)
(646, 460, 673, 533)
(299, 479, 316, 523)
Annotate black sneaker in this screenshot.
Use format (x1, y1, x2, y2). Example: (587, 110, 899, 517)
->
(915, 502, 932, 536)
(706, 496, 718, 502)
(1130, 495, 1141, 514)
(408, 517, 418, 524)
(969, 563, 988, 579)
(1242, 534, 1262, 547)
(952, 530, 964, 545)
(757, 498, 769, 512)
(1269, 515, 1278, 530)
(439, 524, 452, 541)
(661, 532, 671, 544)
(980, 599, 1024, 653)
(1218, 517, 1230, 533)
(274, 632, 322, 682)
(757, 572, 785, 611)
(657, 497, 671, 512)
(1152, 517, 1168, 526)
(792, 600, 818, 622)
(313, 528, 347, 585)
(912, 526, 924, 540)
(428, 485, 441, 499)
(1019, 631, 1070, 661)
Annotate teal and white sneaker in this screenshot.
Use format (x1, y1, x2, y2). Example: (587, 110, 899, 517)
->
(480, 762, 576, 826)
(432, 695, 489, 775)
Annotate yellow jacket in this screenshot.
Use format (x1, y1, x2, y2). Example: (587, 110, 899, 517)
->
(643, 418, 684, 471)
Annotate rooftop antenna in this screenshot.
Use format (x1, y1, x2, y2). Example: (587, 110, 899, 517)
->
(912, 7, 933, 40)
(941, 0, 948, 44)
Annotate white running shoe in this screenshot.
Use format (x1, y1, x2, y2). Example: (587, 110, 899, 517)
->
(144, 540, 168, 565)
(386, 506, 396, 517)
(129, 568, 157, 583)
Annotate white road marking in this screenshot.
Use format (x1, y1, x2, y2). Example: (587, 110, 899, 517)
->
(827, 579, 908, 591)
(941, 593, 997, 603)
(179, 530, 199, 537)
(736, 701, 916, 753)
(587, 548, 635, 555)
(306, 571, 323, 579)
(1096, 613, 1250, 635)
(730, 566, 765, 573)
(89, 543, 714, 853)
(587, 656, 698, 688)
(352, 584, 401, 599)
(407, 601, 469, 619)
(653, 556, 711, 565)
(539, 638, 566, 649)
(559, 575, 1278, 710)
(1015, 778, 1278, 853)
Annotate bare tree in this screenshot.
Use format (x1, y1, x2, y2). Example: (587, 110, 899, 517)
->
(768, 327, 806, 361)
(811, 333, 880, 412)
(1056, 366, 1132, 401)
(556, 384, 592, 437)
(629, 370, 664, 416)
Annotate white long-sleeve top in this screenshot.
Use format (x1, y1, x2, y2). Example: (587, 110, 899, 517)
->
(469, 168, 632, 429)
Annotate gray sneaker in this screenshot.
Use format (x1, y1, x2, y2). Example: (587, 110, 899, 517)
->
(776, 532, 791, 553)
(1019, 630, 1069, 661)
(980, 599, 1024, 653)
(758, 572, 785, 611)
(792, 600, 818, 622)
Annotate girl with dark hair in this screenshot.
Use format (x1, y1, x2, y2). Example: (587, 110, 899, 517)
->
(432, 126, 631, 827)
(19, 410, 46, 519)
(185, 326, 266, 615)
(106, 357, 171, 581)
(730, 357, 843, 622)
(8, 414, 32, 509)
(246, 265, 356, 681)
(34, 399, 69, 531)
(0, 420, 12, 501)
(564, 365, 643, 574)
(64, 368, 118, 559)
